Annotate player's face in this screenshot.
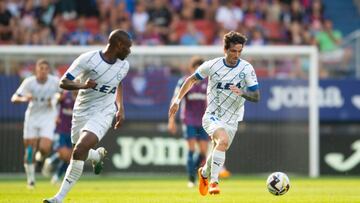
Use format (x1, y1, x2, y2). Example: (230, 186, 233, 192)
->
(35, 63, 50, 81)
(224, 44, 243, 65)
(116, 40, 132, 60)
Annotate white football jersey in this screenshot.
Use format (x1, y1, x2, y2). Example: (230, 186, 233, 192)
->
(195, 57, 259, 125)
(15, 75, 60, 125)
(64, 50, 130, 117)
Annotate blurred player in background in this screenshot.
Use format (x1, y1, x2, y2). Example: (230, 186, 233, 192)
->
(169, 31, 260, 195)
(168, 56, 209, 188)
(42, 90, 77, 184)
(11, 59, 60, 189)
(44, 29, 132, 203)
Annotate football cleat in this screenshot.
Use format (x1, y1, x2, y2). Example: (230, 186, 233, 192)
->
(197, 167, 208, 196)
(27, 181, 35, 190)
(187, 181, 195, 188)
(43, 197, 62, 203)
(92, 147, 107, 175)
(209, 182, 220, 195)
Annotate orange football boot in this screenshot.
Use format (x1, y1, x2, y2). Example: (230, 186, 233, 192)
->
(209, 182, 220, 195)
(197, 167, 208, 196)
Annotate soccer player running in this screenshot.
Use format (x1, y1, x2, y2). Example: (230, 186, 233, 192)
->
(169, 31, 260, 195)
(44, 29, 132, 203)
(11, 59, 60, 189)
(168, 56, 209, 188)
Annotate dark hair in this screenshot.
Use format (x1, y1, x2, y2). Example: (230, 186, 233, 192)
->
(223, 31, 247, 50)
(190, 56, 204, 68)
(36, 58, 49, 67)
(109, 29, 131, 45)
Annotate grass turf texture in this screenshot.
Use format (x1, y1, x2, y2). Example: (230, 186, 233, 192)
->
(1, 175, 360, 203)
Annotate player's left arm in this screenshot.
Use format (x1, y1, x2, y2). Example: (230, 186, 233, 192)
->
(230, 65, 260, 103)
(114, 82, 125, 129)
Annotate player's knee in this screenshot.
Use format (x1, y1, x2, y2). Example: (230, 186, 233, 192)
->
(72, 143, 89, 160)
(217, 134, 229, 150)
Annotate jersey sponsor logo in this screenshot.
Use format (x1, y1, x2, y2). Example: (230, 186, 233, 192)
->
(92, 84, 116, 94)
(216, 82, 241, 90)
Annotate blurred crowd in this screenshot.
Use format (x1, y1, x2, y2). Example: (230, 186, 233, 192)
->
(0, 0, 353, 78)
(0, 0, 340, 46)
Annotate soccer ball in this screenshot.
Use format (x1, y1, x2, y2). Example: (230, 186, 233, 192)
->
(266, 172, 290, 196)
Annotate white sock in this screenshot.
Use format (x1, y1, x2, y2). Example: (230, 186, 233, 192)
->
(54, 160, 84, 201)
(210, 150, 225, 183)
(24, 163, 35, 184)
(202, 154, 212, 178)
(86, 149, 100, 162)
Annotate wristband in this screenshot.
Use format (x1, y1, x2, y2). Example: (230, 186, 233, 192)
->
(173, 98, 181, 105)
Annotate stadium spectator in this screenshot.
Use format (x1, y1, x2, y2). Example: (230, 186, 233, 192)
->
(315, 19, 352, 77)
(169, 31, 260, 195)
(168, 56, 209, 188)
(43, 29, 132, 203)
(11, 59, 60, 189)
(0, 0, 14, 43)
(179, 22, 205, 45)
(68, 17, 94, 45)
(215, 0, 243, 31)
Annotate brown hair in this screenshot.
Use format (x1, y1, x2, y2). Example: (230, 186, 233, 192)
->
(36, 58, 50, 67)
(223, 31, 247, 50)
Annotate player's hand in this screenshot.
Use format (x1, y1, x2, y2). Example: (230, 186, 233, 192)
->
(168, 103, 179, 119)
(167, 120, 177, 135)
(83, 79, 97, 89)
(229, 85, 244, 96)
(114, 108, 125, 129)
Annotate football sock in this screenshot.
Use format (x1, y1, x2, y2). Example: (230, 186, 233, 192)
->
(186, 150, 195, 181)
(86, 149, 100, 162)
(210, 150, 225, 183)
(55, 160, 84, 201)
(202, 153, 213, 178)
(24, 163, 35, 184)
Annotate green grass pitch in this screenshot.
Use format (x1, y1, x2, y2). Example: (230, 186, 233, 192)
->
(1, 175, 360, 203)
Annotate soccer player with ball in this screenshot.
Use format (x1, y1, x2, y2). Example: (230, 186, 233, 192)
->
(169, 31, 260, 195)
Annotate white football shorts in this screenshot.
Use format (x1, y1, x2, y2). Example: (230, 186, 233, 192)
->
(71, 111, 114, 144)
(23, 117, 56, 140)
(202, 113, 238, 149)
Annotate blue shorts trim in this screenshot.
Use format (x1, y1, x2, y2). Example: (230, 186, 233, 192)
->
(183, 125, 209, 141)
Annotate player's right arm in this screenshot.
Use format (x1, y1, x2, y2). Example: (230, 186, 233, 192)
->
(168, 59, 211, 118)
(11, 78, 32, 104)
(168, 75, 199, 119)
(168, 77, 185, 135)
(59, 53, 97, 90)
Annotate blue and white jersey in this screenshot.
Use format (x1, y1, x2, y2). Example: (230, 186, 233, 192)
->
(195, 57, 259, 125)
(64, 50, 129, 117)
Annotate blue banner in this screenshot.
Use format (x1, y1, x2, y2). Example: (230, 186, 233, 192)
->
(1, 75, 360, 122)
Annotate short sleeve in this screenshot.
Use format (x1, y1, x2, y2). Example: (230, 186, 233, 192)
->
(15, 78, 31, 96)
(63, 54, 89, 80)
(195, 60, 212, 80)
(245, 64, 259, 91)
